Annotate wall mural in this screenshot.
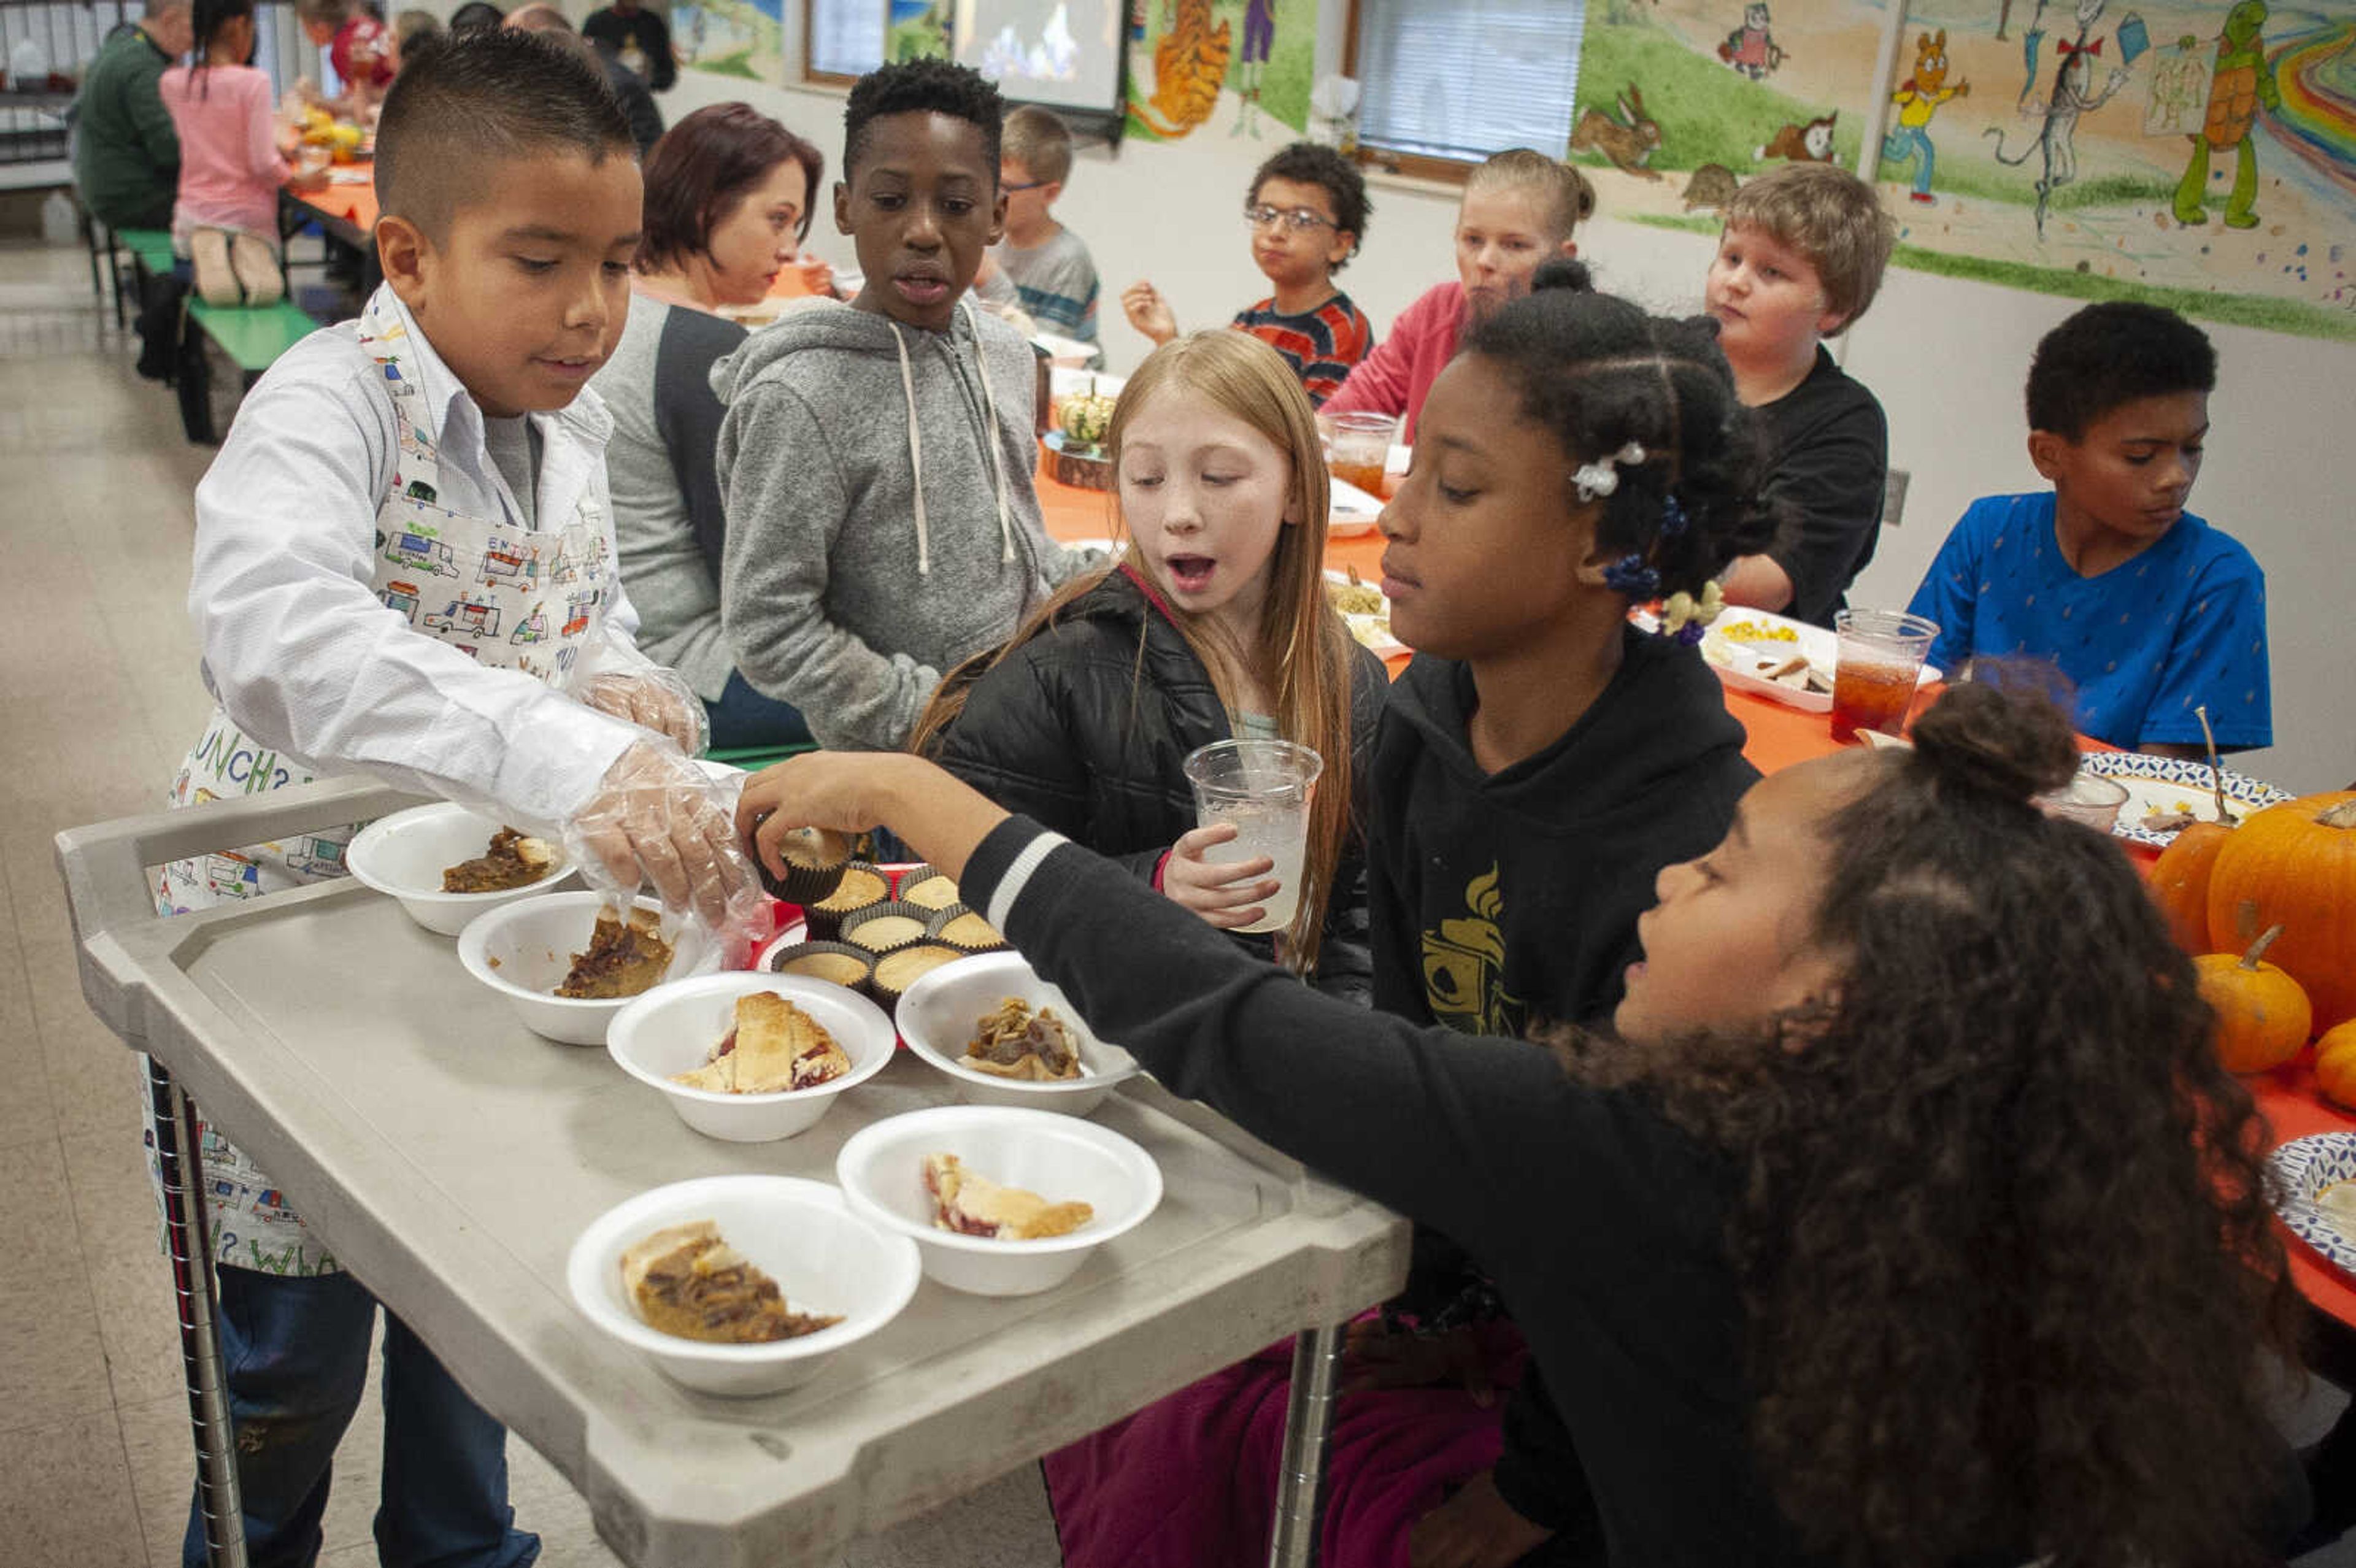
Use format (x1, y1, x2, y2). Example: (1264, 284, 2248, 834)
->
(672, 0, 785, 82)
(1564, 0, 2356, 341)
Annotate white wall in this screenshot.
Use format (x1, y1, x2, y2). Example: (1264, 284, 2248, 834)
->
(639, 2, 2351, 793)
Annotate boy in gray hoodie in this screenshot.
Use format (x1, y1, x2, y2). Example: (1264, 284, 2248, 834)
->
(715, 59, 1085, 751)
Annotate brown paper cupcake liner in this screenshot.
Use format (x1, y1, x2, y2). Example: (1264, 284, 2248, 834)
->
(868, 943, 970, 1011)
(926, 904, 1009, 955)
(760, 826, 853, 908)
(761, 940, 877, 997)
(894, 864, 964, 912)
(803, 862, 891, 939)
(839, 899, 935, 958)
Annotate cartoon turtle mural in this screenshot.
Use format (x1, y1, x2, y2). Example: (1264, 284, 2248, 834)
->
(2173, 0, 2281, 229)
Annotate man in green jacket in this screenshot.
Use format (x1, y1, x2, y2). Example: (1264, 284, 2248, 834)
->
(71, 0, 194, 232)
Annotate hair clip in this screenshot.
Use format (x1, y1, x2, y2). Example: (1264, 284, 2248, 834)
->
(1660, 580, 1726, 644)
(1660, 493, 1690, 539)
(1604, 553, 1661, 601)
(1573, 441, 1648, 503)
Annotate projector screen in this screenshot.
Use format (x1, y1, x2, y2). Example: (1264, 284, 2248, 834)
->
(953, 0, 1125, 117)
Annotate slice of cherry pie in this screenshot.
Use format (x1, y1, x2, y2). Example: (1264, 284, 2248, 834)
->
(922, 1153, 1092, 1240)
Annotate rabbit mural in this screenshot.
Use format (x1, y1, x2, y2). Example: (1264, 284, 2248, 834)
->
(1570, 86, 1664, 179)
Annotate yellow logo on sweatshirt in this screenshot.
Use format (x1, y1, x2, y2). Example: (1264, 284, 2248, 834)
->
(1422, 864, 1526, 1037)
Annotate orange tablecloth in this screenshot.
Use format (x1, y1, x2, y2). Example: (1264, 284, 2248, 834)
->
(291, 161, 378, 231)
(1041, 455, 2356, 1329)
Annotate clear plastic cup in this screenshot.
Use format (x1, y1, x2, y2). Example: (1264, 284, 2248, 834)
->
(1327, 412, 1397, 500)
(1182, 740, 1323, 936)
(2036, 769, 2130, 832)
(1831, 609, 1939, 743)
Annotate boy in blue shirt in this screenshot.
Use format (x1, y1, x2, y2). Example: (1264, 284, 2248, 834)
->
(1906, 301, 2270, 754)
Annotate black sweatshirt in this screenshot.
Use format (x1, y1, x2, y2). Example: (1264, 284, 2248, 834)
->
(962, 818, 1818, 1564)
(1757, 346, 1890, 629)
(1366, 631, 1760, 1534)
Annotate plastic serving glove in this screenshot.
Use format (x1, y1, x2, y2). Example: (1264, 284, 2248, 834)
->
(574, 664, 710, 758)
(561, 741, 771, 970)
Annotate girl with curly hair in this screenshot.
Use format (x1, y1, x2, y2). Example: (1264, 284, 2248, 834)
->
(742, 669, 2300, 1567)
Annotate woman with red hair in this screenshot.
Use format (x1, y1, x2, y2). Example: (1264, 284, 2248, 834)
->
(590, 103, 831, 750)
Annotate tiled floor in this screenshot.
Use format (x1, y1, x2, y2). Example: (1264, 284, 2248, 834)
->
(0, 238, 1061, 1568)
(9, 232, 2356, 1568)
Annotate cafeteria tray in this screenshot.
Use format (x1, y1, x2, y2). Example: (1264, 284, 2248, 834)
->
(58, 778, 1409, 1568)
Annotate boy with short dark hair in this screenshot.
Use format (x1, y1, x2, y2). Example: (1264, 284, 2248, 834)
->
(976, 103, 1101, 350)
(159, 31, 755, 1566)
(1707, 162, 1897, 626)
(1908, 301, 2269, 755)
(715, 58, 1084, 753)
(1123, 140, 1375, 405)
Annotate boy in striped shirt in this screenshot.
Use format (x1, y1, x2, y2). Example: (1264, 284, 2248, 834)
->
(1123, 141, 1376, 405)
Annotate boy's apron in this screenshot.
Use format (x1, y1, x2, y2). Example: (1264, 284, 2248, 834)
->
(149, 292, 617, 1276)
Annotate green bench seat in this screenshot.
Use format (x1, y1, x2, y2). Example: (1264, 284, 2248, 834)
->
(188, 298, 321, 374)
(117, 226, 176, 275)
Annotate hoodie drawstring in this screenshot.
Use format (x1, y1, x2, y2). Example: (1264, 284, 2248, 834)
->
(891, 302, 1019, 576)
(961, 298, 1017, 566)
(889, 321, 931, 575)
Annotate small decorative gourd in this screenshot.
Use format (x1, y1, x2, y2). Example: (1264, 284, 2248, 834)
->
(2314, 1021, 2356, 1110)
(2206, 793, 2356, 1031)
(1058, 394, 1117, 449)
(2194, 925, 2312, 1075)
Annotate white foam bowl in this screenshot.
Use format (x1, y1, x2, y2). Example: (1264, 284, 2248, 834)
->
(566, 1175, 920, 1397)
(456, 891, 709, 1047)
(346, 802, 574, 935)
(895, 951, 1139, 1117)
(835, 1105, 1161, 1297)
(607, 973, 895, 1142)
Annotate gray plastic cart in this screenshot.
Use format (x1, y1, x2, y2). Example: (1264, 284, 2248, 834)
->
(58, 778, 1409, 1568)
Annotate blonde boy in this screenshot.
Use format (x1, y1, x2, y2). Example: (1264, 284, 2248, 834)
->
(1706, 163, 1897, 626)
(977, 104, 1101, 349)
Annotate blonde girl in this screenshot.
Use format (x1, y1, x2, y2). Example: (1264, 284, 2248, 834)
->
(915, 328, 1382, 980)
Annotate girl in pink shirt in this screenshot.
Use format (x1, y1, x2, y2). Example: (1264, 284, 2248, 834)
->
(1324, 151, 1592, 442)
(160, 0, 307, 306)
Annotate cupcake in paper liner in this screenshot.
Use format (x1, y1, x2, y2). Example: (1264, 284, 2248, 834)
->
(804, 861, 890, 939)
(759, 826, 853, 907)
(761, 940, 876, 997)
(840, 899, 933, 957)
(869, 942, 968, 1010)
(927, 905, 1008, 956)
(895, 864, 963, 912)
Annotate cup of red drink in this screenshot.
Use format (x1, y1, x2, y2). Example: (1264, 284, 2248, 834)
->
(1327, 412, 1396, 499)
(1830, 610, 1938, 743)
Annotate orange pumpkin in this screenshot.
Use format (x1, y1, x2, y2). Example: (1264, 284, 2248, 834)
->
(2207, 792, 2356, 1031)
(2194, 926, 2312, 1074)
(2147, 820, 2233, 955)
(2316, 1022, 2356, 1110)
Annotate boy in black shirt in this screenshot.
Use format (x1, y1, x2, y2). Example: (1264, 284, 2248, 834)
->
(1706, 163, 1898, 628)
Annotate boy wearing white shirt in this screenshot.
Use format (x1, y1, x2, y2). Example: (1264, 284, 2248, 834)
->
(155, 31, 756, 1568)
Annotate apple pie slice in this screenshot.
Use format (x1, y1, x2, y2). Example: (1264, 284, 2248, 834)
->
(672, 991, 851, 1094)
(619, 1220, 840, 1343)
(922, 1153, 1091, 1240)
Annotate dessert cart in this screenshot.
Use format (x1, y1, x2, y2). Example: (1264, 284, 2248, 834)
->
(58, 778, 1409, 1568)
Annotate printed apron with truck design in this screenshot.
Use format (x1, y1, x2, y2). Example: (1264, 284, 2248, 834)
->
(150, 293, 617, 1276)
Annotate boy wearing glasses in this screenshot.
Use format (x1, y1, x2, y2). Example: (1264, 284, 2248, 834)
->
(977, 105, 1101, 353)
(1123, 141, 1375, 405)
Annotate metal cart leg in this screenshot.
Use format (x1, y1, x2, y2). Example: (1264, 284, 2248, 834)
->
(147, 1057, 249, 1568)
(1266, 1319, 1347, 1568)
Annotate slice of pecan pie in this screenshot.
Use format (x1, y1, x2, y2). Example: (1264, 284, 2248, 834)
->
(619, 1220, 841, 1343)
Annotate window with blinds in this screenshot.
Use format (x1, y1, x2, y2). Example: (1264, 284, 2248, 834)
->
(1352, 0, 1587, 165)
(807, 0, 885, 80)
